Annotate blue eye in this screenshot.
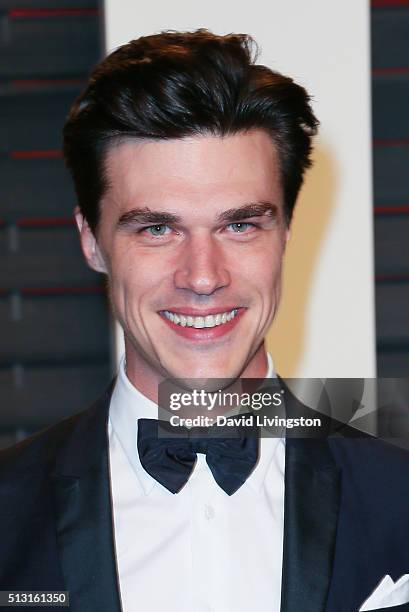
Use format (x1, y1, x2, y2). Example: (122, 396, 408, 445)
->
(228, 222, 253, 233)
(145, 224, 169, 236)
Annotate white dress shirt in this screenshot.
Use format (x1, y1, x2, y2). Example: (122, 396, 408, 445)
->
(109, 355, 285, 612)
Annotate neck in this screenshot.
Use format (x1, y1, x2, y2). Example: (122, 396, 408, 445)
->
(123, 339, 270, 403)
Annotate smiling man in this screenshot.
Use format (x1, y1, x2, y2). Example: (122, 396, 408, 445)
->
(2, 29, 409, 612)
(78, 131, 288, 392)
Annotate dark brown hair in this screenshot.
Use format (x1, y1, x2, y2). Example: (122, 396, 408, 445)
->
(63, 29, 319, 232)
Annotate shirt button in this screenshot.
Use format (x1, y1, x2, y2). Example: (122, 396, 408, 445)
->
(204, 504, 215, 520)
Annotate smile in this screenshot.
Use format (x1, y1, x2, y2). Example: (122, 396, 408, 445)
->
(158, 307, 246, 341)
(162, 309, 238, 329)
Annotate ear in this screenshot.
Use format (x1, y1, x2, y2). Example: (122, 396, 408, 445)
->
(74, 208, 108, 274)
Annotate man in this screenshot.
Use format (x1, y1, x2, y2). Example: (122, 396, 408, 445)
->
(1, 30, 409, 612)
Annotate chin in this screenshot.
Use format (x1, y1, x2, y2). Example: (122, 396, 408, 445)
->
(166, 360, 244, 389)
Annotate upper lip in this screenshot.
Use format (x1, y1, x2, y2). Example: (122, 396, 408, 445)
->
(159, 307, 243, 316)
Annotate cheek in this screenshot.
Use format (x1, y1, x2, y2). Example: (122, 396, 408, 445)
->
(108, 249, 169, 315)
(238, 243, 284, 292)
(113, 237, 172, 275)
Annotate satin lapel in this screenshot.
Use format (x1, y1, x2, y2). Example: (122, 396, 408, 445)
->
(51, 385, 122, 612)
(280, 437, 341, 612)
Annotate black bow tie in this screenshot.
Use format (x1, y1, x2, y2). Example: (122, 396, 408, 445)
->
(137, 417, 259, 496)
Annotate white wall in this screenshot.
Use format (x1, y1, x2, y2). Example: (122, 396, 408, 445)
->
(105, 0, 376, 377)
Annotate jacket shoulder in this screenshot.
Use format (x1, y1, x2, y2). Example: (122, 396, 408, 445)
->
(0, 409, 88, 477)
(328, 435, 409, 499)
(329, 435, 409, 467)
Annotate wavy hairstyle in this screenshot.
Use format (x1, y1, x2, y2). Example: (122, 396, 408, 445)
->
(63, 29, 319, 232)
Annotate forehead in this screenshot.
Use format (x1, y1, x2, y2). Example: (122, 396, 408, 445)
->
(102, 130, 283, 215)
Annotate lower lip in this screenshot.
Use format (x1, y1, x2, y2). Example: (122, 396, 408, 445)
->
(159, 309, 246, 341)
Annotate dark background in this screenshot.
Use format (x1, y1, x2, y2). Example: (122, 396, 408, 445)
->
(0, 0, 408, 448)
(0, 0, 112, 448)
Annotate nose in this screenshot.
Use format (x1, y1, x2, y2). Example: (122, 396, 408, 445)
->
(173, 233, 230, 295)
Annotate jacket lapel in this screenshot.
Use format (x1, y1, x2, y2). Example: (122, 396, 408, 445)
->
(280, 436, 341, 612)
(51, 385, 122, 612)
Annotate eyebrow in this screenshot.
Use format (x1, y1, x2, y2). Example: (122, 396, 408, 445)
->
(117, 208, 181, 228)
(116, 202, 279, 229)
(216, 202, 278, 223)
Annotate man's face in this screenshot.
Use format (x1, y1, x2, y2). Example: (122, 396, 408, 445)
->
(78, 129, 289, 392)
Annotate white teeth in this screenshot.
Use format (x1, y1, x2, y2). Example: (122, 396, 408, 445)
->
(163, 309, 239, 329)
(204, 315, 215, 327)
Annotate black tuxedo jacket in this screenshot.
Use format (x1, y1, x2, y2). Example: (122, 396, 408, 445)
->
(1, 383, 409, 612)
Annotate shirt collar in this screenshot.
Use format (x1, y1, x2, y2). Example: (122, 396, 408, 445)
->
(109, 353, 283, 496)
(109, 356, 159, 495)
